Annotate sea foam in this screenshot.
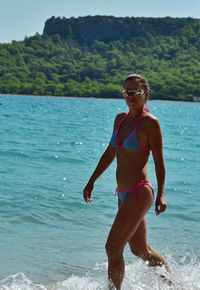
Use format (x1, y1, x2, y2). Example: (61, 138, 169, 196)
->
(0, 259, 200, 290)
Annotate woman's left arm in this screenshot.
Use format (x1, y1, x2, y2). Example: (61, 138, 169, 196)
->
(148, 117, 167, 216)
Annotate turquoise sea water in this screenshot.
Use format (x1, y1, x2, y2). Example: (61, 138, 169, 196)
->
(0, 95, 199, 289)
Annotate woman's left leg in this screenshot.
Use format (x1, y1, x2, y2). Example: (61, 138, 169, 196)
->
(105, 185, 154, 290)
(128, 217, 170, 271)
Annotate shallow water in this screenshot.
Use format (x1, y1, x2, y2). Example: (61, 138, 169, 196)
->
(0, 96, 199, 289)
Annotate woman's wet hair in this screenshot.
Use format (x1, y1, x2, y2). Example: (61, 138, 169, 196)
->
(123, 74, 150, 92)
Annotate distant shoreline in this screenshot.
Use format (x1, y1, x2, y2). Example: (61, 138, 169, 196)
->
(0, 94, 199, 103)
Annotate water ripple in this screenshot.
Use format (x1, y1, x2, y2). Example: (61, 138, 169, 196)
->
(0, 96, 200, 285)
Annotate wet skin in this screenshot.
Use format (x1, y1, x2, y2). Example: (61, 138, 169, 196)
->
(83, 79, 169, 289)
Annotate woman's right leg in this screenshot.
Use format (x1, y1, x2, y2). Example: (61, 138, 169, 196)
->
(105, 185, 154, 290)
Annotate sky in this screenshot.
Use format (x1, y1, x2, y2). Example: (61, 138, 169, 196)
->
(0, 0, 200, 43)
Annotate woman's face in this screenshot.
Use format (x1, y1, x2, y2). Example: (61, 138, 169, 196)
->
(123, 79, 149, 109)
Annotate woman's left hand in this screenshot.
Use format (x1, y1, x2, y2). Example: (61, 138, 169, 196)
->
(155, 194, 167, 216)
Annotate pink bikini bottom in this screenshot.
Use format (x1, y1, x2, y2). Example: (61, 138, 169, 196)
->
(115, 180, 154, 203)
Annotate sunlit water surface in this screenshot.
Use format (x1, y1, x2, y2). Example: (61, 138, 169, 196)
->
(0, 96, 199, 289)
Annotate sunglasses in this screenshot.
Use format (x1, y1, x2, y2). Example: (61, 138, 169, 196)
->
(122, 88, 145, 97)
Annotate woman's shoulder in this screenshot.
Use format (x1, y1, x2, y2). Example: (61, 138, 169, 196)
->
(143, 112, 161, 131)
(143, 111, 157, 121)
(115, 111, 127, 121)
(113, 112, 127, 129)
(114, 112, 127, 123)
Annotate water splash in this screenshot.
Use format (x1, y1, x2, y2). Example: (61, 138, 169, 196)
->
(0, 259, 200, 290)
(0, 273, 45, 290)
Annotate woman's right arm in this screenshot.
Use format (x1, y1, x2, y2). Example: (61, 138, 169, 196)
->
(83, 143, 117, 203)
(83, 114, 121, 203)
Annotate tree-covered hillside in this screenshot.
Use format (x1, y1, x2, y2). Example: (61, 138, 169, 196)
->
(0, 16, 200, 100)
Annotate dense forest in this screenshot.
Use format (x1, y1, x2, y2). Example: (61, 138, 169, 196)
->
(0, 15, 200, 101)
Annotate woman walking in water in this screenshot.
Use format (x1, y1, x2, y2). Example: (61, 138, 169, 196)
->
(83, 74, 169, 289)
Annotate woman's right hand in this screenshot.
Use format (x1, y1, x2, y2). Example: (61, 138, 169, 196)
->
(83, 181, 94, 203)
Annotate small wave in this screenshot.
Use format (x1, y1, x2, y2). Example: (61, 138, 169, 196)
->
(167, 213, 198, 222)
(0, 273, 46, 290)
(53, 260, 200, 289)
(40, 155, 85, 164)
(70, 141, 84, 146)
(0, 260, 200, 290)
(0, 150, 31, 159)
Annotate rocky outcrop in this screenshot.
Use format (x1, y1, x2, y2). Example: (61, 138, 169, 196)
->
(43, 15, 198, 44)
